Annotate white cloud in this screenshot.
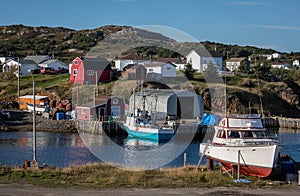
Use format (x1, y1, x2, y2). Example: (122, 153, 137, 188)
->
(249, 24, 300, 31)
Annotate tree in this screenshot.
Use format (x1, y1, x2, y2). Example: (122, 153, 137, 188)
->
(238, 61, 248, 74)
(253, 64, 272, 81)
(183, 63, 195, 80)
(203, 63, 220, 83)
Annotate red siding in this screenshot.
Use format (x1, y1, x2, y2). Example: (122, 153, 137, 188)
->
(70, 57, 111, 84)
(70, 57, 83, 83)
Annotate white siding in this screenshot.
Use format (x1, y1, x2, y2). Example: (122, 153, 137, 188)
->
(161, 63, 176, 77)
(186, 50, 223, 72)
(186, 50, 201, 71)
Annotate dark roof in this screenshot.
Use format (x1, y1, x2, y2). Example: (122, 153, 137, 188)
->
(20, 59, 37, 65)
(81, 57, 111, 70)
(123, 63, 146, 71)
(189, 49, 223, 57)
(24, 55, 50, 64)
(144, 61, 177, 68)
(226, 57, 247, 62)
(156, 57, 185, 64)
(118, 53, 150, 60)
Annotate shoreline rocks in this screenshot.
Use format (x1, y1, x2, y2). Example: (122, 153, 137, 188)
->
(0, 110, 77, 133)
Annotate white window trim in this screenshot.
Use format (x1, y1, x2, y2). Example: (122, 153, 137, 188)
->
(73, 69, 78, 75)
(87, 70, 94, 76)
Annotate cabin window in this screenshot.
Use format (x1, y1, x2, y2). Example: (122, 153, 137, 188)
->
(243, 131, 253, 138)
(20, 101, 24, 105)
(149, 68, 153, 72)
(73, 69, 78, 75)
(217, 130, 226, 138)
(74, 60, 78, 65)
(254, 131, 266, 138)
(166, 67, 171, 70)
(82, 108, 86, 115)
(87, 70, 94, 75)
(111, 106, 120, 117)
(112, 98, 118, 105)
(229, 131, 240, 138)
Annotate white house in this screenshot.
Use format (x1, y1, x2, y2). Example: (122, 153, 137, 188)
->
(39, 59, 69, 71)
(2, 59, 19, 73)
(272, 53, 281, 59)
(24, 55, 50, 64)
(19, 60, 39, 76)
(225, 57, 250, 72)
(266, 53, 282, 60)
(292, 60, 299, 67)
(271, 62, 290, 69)
(156, 57, 186, 70)
(186, 49, 223, 72)
(114, 53, 150, 71)
(0, 57, 16, 64)
(144, 62, 177, 79)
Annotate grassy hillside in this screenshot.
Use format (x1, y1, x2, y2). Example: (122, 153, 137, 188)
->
(1, 72, 298, 117)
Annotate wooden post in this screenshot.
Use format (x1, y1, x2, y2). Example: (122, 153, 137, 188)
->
(237, 150, 240, 181)
(206, 158, 213, 170)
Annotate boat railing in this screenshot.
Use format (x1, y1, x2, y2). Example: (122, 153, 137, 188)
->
(227, 114, 261, 118)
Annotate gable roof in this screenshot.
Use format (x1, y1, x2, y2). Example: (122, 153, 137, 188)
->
(80, 57, 111, 70)
(118, 53, 150, 60)
(24, 55, 50, 64)
(226, 57, 247, 62)
(144, 61, 177, 68)
(20, 59, 37, 65)
(156, 57, 185, 64)
(187, 49, 223, 58)
(123, 63, 146, 71)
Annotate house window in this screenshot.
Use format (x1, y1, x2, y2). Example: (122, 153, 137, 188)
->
(74, 60, 78, 65)
(87, 70, 94, 75)
(111, 106, 120, 117)
(149, 68, 153, 72)
(82, 108, 86, 115)
(166, 67, 171, 70)
(73, 69, 78, 75)
(112, 98, 118, 105)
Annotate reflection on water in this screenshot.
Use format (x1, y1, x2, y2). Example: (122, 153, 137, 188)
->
(0, 128, 299, 168)
(0, 132, 100, 167)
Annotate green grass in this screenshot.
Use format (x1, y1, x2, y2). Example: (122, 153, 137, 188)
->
(0, 163, 281, 189)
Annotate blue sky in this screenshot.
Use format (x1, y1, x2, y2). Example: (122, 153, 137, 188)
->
(1, 0, 299, 52)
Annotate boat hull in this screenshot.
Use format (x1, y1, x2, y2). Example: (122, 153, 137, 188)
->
(200, 143, 282, 178)
(125, 125, 174, 142)
(26, 103, 46, 114)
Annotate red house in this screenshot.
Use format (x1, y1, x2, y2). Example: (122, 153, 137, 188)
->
(70, 56, 111, 84)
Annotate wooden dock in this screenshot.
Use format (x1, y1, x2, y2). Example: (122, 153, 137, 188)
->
(275, 117, 300, 129)
(261, 116, 300, 129)
(75, 120, 127, 136)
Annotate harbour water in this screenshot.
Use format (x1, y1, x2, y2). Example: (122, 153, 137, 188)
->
(0, 128, 299, 168)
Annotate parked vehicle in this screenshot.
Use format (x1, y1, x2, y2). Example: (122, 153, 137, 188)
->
(40, 67, 57, 74)
(57, 68, 69, 74)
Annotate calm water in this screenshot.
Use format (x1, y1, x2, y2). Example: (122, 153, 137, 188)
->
(0, 128, 299, 168)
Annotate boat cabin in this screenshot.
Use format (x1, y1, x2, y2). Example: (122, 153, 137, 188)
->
(216, 129, 266, 140)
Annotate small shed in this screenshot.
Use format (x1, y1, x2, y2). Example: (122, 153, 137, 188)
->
(128, 89, 203, 120)
(76, 96, 126, 121)
(19, 95, 49, 110)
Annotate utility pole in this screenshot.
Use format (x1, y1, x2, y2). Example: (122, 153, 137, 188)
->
(17, 57, 20, 99)
(29, 69, 38, 168)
